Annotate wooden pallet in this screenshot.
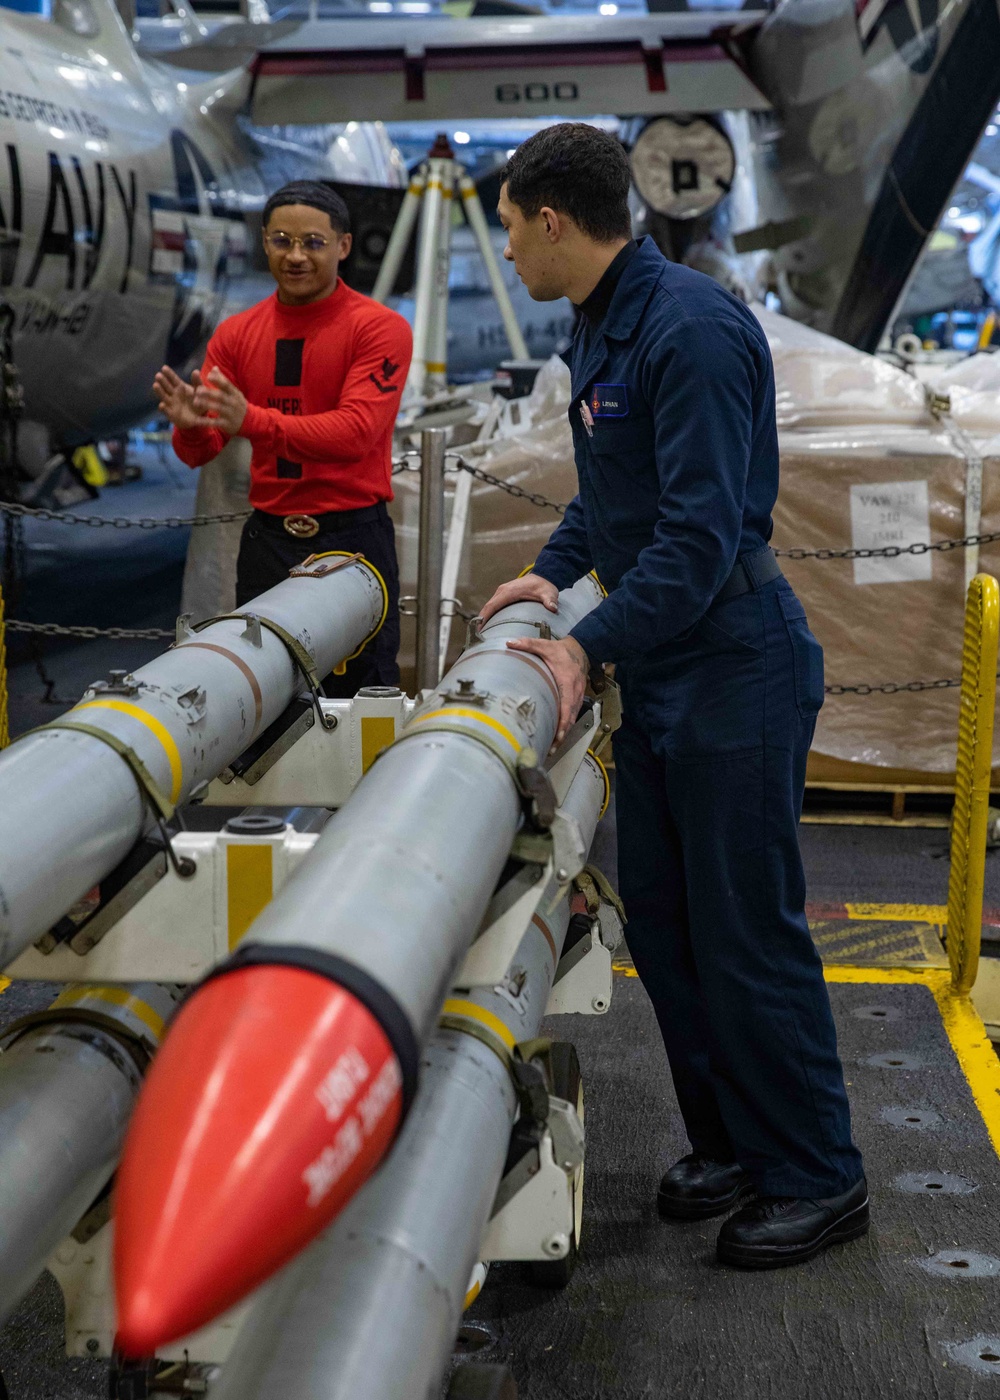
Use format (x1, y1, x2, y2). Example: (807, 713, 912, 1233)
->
(801, 781, 955, 827)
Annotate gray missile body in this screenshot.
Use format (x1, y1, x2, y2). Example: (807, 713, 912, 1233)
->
(228, 575, 604, 1065)
(0, 557, 385, 961)
(213, 756, 606, 1400)
(112, 575, 606, 1348)
(0, 983, 178, 1323)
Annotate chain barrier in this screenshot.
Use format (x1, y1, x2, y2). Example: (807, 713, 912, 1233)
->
(10, 451, 996, 550)
(392, 450, 568, 515)
(5, 619, 173, 641)
(0, 500, 252, 530)
(450, 457, 567, 515)
(4, 610, 970, 686)
(825, 677, 963, 695)
(774, 529, 1000, 561)
(0, 458, 409, 533)
(1, 448, 993, 699)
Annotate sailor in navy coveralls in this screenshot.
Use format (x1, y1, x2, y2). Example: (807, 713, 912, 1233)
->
(482, 124, 868, 1269)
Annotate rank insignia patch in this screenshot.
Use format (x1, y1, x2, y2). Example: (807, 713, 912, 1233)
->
(590, 384, 628, 418)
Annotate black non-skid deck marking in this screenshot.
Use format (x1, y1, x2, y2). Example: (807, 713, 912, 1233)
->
(465, 976, 1000, 1398)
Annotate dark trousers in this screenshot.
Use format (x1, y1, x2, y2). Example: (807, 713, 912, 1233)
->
(615, 576, 863, 1197)
(235, 504, 401, 698)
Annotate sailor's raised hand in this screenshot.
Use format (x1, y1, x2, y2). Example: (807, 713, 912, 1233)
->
(152, 365, 201, 432)
(191, 367, 249, 436)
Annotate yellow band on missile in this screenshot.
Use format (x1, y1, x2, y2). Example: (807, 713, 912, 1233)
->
(425, 362, 447, 373)
(53, 984, 166, 1042)
(585, 749, 611, 819)
(409, 707, 521, 754)
(75, 699, 183, 804)
(441, 998, 517, 1052)
(299, 551, 389, 676)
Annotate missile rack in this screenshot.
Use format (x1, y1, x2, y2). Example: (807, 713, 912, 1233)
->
(0, 570, 623, 1400)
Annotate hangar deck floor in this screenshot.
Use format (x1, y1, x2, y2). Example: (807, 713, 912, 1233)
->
(457, 812, 1000, 1400)
(464, 963, 1000, 1399)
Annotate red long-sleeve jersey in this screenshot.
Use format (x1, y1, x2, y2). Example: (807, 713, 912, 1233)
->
(172, 281, 413, 514)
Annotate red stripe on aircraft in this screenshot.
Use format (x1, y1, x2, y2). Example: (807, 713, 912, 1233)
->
(250, 39, 728, 79)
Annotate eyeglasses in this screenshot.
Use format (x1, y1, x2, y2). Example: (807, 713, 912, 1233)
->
(265, 232, 331, 253)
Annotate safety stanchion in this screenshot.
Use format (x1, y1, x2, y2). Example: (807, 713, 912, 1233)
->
(946, 571, 999, 993)
(415, 428, 446, 693)
(0, 581, 7, 749)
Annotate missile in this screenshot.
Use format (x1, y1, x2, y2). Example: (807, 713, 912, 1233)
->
(210, 755, 606, 1400)
(113, 575, 602, 1355)
(0, 555, 385, 961)
(0, 983, 177, 1324)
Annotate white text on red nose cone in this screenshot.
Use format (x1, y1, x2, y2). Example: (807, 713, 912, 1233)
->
(302, 1055, 403, 1207)
(316, 1047, 370, 1122)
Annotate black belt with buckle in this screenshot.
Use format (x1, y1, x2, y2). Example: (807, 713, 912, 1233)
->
(714, 545, 782, 604)
(251, 504, 388, 541)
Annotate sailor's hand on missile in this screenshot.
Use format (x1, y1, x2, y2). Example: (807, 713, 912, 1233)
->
(191, 367, 248, 435)
(478, 573, 559, 624)
(152, 365, 202, 432)
(506, 634, 589, 748)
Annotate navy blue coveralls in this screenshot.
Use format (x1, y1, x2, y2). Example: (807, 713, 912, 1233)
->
(533, 238, 863, 1197)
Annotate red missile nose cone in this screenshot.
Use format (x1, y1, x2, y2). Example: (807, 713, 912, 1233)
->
(113, 965, 403, 1355)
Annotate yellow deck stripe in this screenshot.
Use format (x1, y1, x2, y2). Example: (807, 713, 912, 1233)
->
(410, 707, 521, 754)
(53, 984, 166, 1041)
(441, 998, 517, 1051)
(612, 958, 1000, 1162)
(814, 929, 924, 957)
(825, 965, 1000, 1161)
(0, 977, 9, 997)
(76, 699, 183, 804)
(845, 902, 947, 924)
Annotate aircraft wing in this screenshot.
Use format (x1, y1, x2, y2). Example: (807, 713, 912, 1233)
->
(140, 13, 770, 119)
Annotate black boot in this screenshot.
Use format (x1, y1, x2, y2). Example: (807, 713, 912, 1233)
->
(657, 1153, 756, 1221)
(716, 1177, 869, 1269)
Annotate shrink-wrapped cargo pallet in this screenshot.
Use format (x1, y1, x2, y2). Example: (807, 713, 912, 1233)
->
(391, 314, 1000, 780)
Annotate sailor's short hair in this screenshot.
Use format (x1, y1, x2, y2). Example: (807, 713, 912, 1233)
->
(263, 181, 351, 235)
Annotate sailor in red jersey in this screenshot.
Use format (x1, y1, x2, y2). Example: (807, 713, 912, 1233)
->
(153, 181, 412, 693)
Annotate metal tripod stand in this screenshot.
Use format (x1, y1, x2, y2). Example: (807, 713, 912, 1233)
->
(372, 134, 529, 402)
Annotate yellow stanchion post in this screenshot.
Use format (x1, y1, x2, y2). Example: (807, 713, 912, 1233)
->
(0, 581, 8, 750)
(946, 572, 1000, 992)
